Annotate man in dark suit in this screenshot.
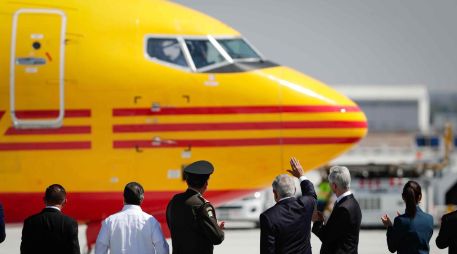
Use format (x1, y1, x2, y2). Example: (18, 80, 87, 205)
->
(20, 184, 80, 254)
(166, 160, 224, 254)
(0, 203, 5, 243)
(260, 157, 317, 254)
(436, 209, 457, 253)
(312, 165, 362, 254)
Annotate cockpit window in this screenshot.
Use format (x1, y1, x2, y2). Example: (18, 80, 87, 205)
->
(184, 39, 226, 69)
(147, 38, 188, 67)
(216, 39, 260, 60)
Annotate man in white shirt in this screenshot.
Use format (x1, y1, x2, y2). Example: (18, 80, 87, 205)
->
(95, 182, 169, 254)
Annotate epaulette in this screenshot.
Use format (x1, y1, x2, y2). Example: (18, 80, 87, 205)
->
(196, 194, 209, 204)
(185, 193, 206, 206)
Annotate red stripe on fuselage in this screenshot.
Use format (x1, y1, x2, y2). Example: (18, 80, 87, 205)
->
(15, 109, 91, 119)
(5, 126, 91, 135)
(113, 121, 367, 133)
(113, 105, 361, 116)
(0, 189, 257, 223)
(0, 111, 4, 120)
(0, 141, 91, 151)
(113, 137, 361, 149)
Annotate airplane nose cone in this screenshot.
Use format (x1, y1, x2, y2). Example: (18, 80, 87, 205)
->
(258, 67, 368, 170)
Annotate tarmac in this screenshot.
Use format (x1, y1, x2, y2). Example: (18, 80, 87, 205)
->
(0, 222, 445, 254)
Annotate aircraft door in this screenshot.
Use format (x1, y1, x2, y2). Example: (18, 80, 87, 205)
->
(10, 9, 66, 129)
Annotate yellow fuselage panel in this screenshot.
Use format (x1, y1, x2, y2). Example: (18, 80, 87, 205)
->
(0, 0, 367, 195)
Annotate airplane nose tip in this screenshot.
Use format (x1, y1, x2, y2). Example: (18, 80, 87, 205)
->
(259, 66, 368, 169)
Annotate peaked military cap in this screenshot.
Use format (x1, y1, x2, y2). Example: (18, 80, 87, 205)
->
(184, 160, 214, 175)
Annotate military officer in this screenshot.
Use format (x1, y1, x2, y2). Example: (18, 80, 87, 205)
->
(166, 160, 225, 254)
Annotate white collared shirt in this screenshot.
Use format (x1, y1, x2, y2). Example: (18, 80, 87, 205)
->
(336, 190, 352, 204)
(45, 206, 61, 211)
(95, 205, 169, 254)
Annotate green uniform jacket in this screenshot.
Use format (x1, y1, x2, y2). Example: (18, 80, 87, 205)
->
(166, 189, 224, 254)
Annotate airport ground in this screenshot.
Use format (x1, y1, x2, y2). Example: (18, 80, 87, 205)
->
(0, 222, 444, 254)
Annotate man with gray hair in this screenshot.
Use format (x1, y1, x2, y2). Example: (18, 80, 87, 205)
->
(312, 166, 362, 254)
(260, 157, 317, 254)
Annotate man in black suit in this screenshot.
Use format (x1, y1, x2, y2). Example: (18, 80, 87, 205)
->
(436, 209, 457, 253)
(20, 184, 80, 254)
(260, 157, 317, 254)
(0, 203, 5, 243)
(312, 165, 361, 254)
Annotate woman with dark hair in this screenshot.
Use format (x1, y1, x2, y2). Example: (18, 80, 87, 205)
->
(381, 180, 434, 254)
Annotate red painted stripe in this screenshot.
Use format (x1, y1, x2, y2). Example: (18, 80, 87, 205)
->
(113, 137, 361, 149)
(15, 109, 91, 119)
(113, 105, 361, 116)
(0, 189, 256, 223)
(0, 111, 4, 120)
(113, 121, 367, 133)
(0, 141, 91, 151)
(5, 126, 91, 135)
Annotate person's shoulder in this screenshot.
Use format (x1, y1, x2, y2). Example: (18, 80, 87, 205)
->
(185, 193, 206, 206)
(24, 210, 46, 222)
(262, 204, 276, 215)
(424, 211, 434, 221)
(417, 209, 434, 222)
(444, 210, 457, 221)
(393, 214, 408, 226)
(338, 196, 358, 210)
(23, 213, 38, 224)
(169, 191, 188, 203)
(59, 213, 77, 225)
(100, 209, 130, 225)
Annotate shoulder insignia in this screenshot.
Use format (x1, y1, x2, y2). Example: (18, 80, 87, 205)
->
(206, 206, 215, 218)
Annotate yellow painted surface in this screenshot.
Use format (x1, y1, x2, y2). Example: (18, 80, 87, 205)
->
(0, 0, 367, 194)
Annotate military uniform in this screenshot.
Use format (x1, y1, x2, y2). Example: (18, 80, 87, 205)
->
(166, 160, 224, 254)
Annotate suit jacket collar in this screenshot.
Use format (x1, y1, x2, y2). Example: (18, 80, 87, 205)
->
(277, 196, 296, 205)
(42, 207, 61, 213)
(336, 193, 354, 207)
(186, 188, 200, 196)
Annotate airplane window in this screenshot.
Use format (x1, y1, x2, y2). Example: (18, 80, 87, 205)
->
(216, 39, 260, 60)
(147, 38, 188, 67)
(184, 39, 225, 69)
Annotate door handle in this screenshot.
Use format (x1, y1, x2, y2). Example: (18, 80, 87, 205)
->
(16, 57, 46, 65)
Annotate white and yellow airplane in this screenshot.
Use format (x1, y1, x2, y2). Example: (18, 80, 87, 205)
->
(0, 0, 367, 244)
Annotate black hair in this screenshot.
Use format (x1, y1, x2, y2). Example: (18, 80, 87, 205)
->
(402, 180, 422, 218)
(124, 182, 144, 205)
(185, 173, 209, 189)
(44, 184, 66, 206)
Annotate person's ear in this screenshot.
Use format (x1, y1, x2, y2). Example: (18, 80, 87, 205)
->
(273, 190, 278, 201)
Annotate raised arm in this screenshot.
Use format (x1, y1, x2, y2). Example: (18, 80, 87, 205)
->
(288, 157, 317, 199)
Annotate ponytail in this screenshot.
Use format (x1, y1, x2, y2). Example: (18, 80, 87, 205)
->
(402, 181, 422, 218)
